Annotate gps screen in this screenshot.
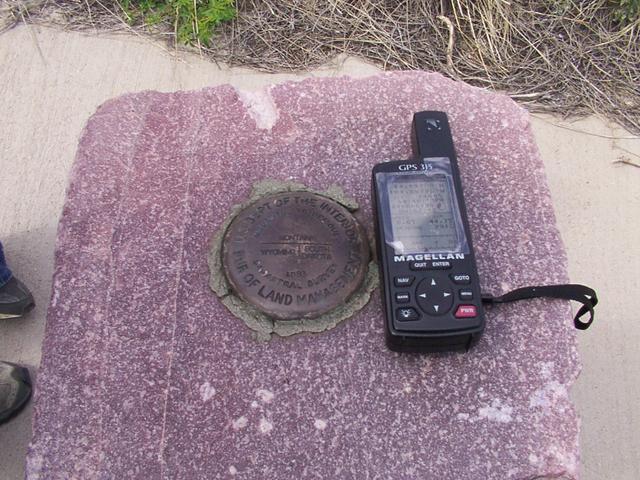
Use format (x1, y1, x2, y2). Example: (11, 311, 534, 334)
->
(386, 174, 459, 253)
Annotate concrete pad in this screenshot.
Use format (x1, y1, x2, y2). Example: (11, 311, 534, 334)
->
(0, 25, 638, 480)
(532, 116, 640, 480)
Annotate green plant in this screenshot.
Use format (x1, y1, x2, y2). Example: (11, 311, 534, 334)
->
(612, 0, 640, 23)
(120, 0, 236, 46)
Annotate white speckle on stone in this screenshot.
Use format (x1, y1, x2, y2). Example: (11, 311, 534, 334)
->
(539, 361, 556, 379)
(405, 466, 417, 476)
(530, 380, 568, 408)
(236, 88, 279, 130)
(547, 443, 578, 473)
(259, 417, 273, 434)
(50, 288, 60, 308)
(403, 384, 412, 394)
(478, 400, 513, 423)
(456, 413, 470, 421)
(256, 389, 274, 403)
(250, 401, 259, 409)
(25, 452, 44, 476)
(229, 465, 238, 475)
(314, 419, 327, 431)
(199, 382, 216, 402)
(400, 452, 414, 462)
(232, 416, 248, 430)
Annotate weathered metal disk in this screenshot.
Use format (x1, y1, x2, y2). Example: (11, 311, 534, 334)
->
(222, 192, 370, 320)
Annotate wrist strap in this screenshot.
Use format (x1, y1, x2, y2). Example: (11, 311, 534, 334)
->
(481, 284, 598, 330)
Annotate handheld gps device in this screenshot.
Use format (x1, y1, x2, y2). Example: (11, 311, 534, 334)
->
(371, 111, 599, 353)
(372, 112, 484, 352)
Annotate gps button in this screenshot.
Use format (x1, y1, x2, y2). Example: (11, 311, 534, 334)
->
(394, 276, 415, 287)
(455, 305, 477, 318)
(459, 289, 474, 300)
(396, 307, 419, 322)
(450, 273, 471, 285)
(410, 261, 429, 270)
(429, 261, 452, 270)
(395, 292, 410, 303)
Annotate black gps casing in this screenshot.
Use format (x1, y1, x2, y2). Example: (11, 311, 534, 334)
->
(371, 112, 485, 352)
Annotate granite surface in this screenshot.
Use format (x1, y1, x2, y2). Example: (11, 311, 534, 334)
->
(27, 72, 580, 479)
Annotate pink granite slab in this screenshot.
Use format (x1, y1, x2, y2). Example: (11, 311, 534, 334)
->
(27, 72, 580, 480)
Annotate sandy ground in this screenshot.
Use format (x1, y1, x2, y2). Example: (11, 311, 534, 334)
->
(0, 25, 638, 480)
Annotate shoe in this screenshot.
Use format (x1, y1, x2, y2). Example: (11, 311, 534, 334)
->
(0, 277, 35, 320)
(0, 362, 32, 424)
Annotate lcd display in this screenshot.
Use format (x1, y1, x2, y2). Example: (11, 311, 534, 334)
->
(387, 174, 458, 253)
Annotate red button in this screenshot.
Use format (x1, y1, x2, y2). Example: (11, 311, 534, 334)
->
(455, 305, 477, 318)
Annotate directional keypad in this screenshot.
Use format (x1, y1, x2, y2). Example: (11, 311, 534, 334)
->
(415, 277, 454, 316)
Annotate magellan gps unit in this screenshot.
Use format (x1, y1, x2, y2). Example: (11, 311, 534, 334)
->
(372, 112, 484, 352)
(372, 111, 598, 353)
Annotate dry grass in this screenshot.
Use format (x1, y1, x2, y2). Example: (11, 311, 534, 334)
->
(2, 0, 639, 134)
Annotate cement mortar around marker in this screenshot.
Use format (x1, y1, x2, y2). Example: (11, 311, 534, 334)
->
(208, 179, 378, 341)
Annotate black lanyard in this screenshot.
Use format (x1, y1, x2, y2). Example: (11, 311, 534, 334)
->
(481, 284, 598, 330)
